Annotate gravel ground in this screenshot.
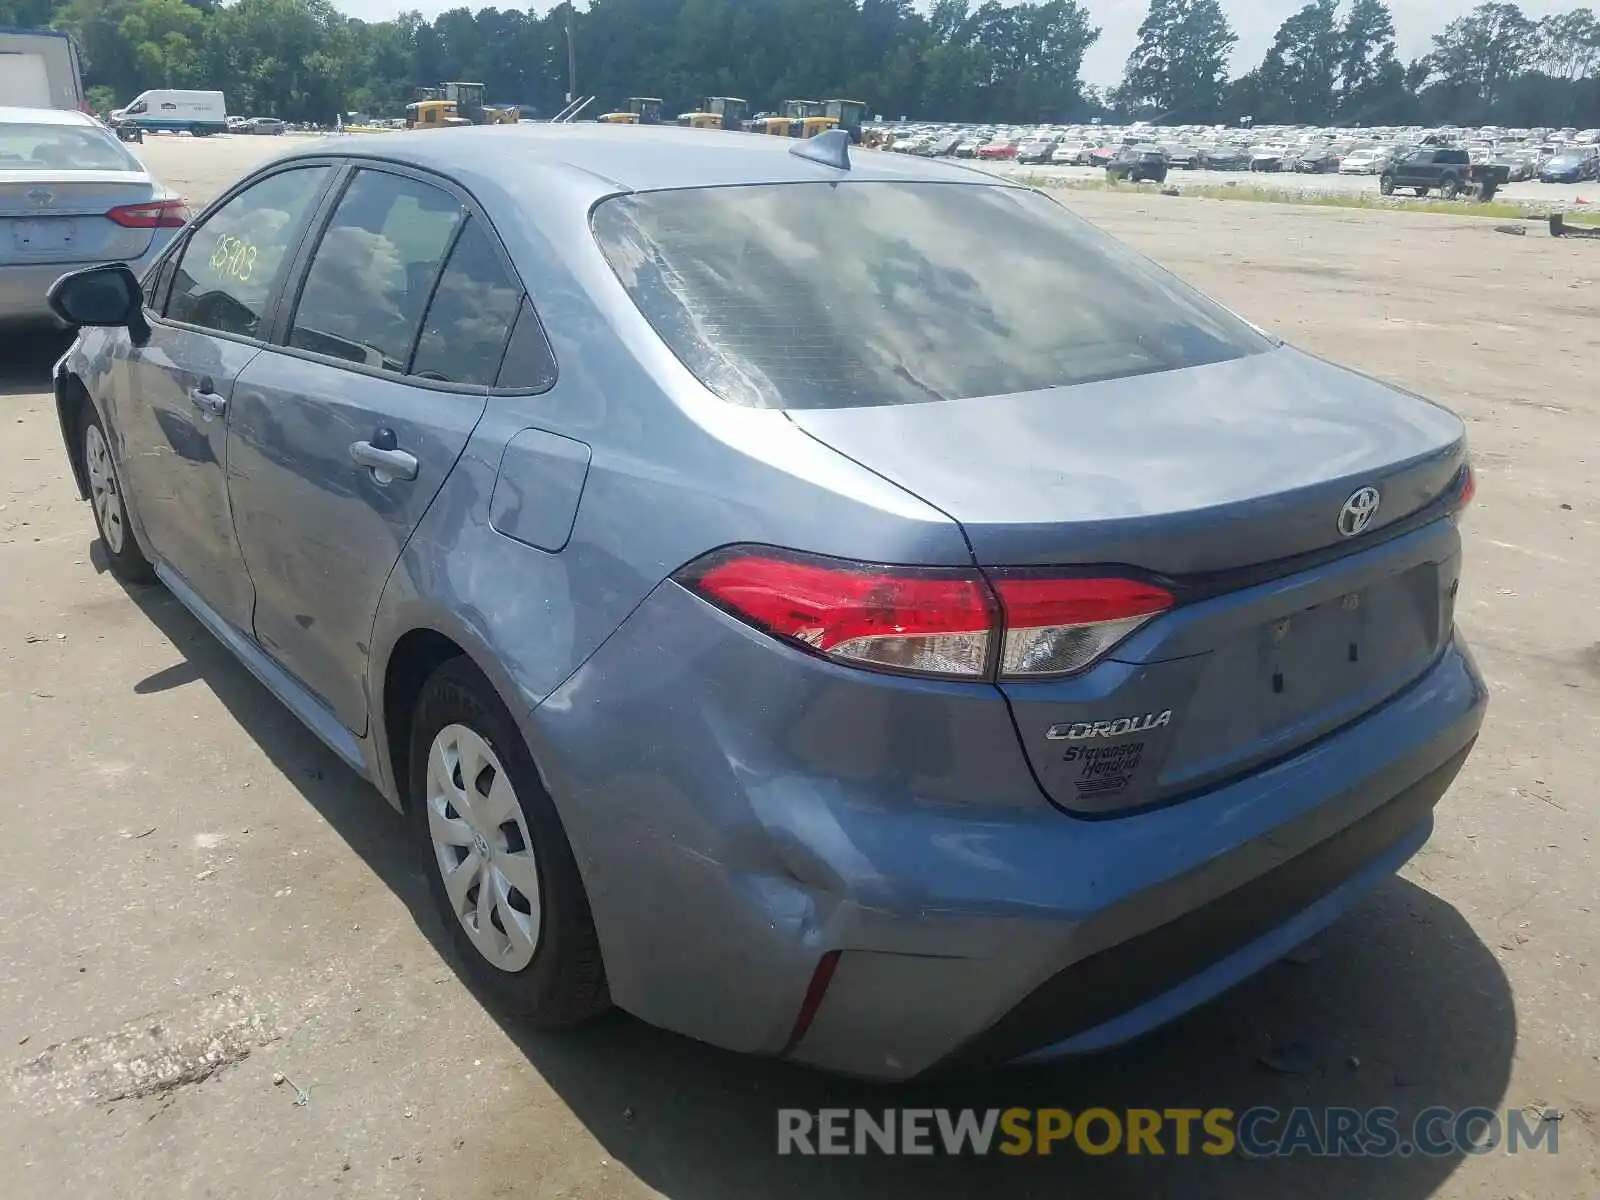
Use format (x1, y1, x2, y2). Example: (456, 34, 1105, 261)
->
(0, 132, 1595, 1199)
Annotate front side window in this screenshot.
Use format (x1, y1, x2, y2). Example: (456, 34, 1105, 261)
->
(166, 165, 332, 338)
(288, 169, 463, 373)
(593, 182, 1271, 410)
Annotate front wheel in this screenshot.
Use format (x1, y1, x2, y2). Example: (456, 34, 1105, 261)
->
(409, 657, 609, 1025)
(81, 406, 156, 584)
(1379, 174, 1395, 195)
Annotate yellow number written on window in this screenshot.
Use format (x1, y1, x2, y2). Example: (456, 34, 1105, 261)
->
(208, 232, 260, 284)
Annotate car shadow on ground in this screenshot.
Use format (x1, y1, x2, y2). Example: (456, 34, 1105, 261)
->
(119, 572, 1517, 1200)
(0, 330, 72, 399)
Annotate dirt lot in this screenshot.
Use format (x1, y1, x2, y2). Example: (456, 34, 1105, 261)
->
(1, 135, 1596, 1199)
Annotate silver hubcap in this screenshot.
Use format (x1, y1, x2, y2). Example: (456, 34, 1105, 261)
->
(83, 423, 125, 555)
(426, 724, 541, 972)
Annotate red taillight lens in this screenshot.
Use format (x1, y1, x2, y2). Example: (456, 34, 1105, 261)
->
(1455, 463, 1476, 511)
(678, 546, 1174, 681)
(681, 548, 997, 678)
(106, 199, 191, 229)
(990, 574, 1173, 679)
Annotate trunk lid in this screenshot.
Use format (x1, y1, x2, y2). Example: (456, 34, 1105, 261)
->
(0, 171, 158, 266)
(785, 346, 1465, 575)
(788, 345, 1469, 814)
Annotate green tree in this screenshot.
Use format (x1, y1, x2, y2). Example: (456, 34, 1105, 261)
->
(1115, 0, 1236, 121)
(1254, 0, 1339, 123)
(1421, 2, 1536, 115)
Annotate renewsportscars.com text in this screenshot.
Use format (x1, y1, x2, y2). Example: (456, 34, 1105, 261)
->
(776, 1106, 1561, 1157)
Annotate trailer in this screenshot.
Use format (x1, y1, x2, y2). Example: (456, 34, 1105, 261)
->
(0, 27, 86, 111)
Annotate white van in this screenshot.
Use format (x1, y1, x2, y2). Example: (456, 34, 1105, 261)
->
(110, 89, 228, 136)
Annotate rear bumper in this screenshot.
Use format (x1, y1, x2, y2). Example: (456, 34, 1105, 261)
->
(0, 240, 169, 326)
(528, 581, 1487, 1081)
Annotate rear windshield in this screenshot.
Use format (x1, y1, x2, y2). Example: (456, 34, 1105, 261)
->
(592, 182, 1270, 410)
(0, 123, 140, 172)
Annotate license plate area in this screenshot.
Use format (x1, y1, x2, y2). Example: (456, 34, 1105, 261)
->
(1156, 562, 1444, 791)
(10, 219, 76, 253)
(1259, 567, 1438, 713)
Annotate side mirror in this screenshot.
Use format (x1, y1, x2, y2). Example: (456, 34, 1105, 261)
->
(47, 263, 150, 345)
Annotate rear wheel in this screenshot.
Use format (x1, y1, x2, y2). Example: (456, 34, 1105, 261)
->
(408, 657, 609, 1025)
(81, 407, 156, 584)
(1438, 175, 1461, 200)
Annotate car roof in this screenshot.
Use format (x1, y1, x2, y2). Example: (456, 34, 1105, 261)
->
(0, 106, 99, 127)
(274, 123, 997, 195)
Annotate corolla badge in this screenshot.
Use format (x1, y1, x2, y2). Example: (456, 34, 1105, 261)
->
(1046, 710, 1172, 741)
(1337, 486, 1381, 537)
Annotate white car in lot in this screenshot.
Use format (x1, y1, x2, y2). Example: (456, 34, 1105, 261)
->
(1339, 146, 1391, 174)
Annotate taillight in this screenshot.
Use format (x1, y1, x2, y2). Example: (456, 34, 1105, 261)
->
(1454, 462, 1476, 511)
(677, 546, 1173, 681)
(680, 548, 997, 678)
(106, 199, 191, 228)
(989, 574, 1173, 679)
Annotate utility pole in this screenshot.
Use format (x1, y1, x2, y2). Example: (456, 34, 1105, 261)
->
(565, 4, 576, 105)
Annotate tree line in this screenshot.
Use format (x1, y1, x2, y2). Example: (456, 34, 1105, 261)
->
(3, 0, 1596, 128)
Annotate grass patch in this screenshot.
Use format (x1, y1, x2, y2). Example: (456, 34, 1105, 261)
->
(1018, 173, 1581, 222)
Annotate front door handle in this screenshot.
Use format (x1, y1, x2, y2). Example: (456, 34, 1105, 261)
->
(350, 435, 419, 483)
(188, 375, 226, 419)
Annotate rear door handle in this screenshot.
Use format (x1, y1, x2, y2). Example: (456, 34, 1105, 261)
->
(350, 437, 419, 482)
(188, 375, 226, 419)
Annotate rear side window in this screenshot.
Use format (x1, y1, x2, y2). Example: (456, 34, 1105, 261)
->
(1436, 149, 1469, 164)
(288, 169, 463, 374)
(410, 217, 523, 386)
(592, 182, 1270, 410)
(495, 299, 559, 391)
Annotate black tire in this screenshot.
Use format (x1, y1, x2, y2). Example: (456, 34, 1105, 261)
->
(1438, 175, 1461, 200)
(408, 656, 609, 1026)
(79, 404, 156, 584)
(1379, 174, 1395, 195)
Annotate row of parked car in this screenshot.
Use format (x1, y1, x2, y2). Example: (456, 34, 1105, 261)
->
(882, 122, 1600, 185)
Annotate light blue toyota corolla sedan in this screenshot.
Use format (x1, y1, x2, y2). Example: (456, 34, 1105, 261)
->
(47, 124, 1485, 1081)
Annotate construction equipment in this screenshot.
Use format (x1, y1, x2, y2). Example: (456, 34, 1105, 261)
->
(745, 115, 793, 136)
(405, 99, 467, 130)
(404, 81, 517, 129)
(597, 96, 664, 125)
(823, 98, 867, 143)
(784, 99, 825, 120)
(790, 115, 838, 139)
(678, 96, 748, 131)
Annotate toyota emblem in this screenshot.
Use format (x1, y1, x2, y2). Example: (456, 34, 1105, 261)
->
(1337, 486, 1381, 537)
(26, 187, 55, 208)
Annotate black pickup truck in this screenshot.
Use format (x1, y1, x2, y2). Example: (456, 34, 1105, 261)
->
(1379, 147, 1509, 201)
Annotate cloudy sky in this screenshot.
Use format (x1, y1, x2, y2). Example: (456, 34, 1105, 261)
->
(335, 0, 1572, 87)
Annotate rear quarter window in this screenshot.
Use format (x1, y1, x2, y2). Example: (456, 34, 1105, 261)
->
(593, 182, 1270, 410)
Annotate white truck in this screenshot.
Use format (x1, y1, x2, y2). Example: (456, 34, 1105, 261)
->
(110, 89, 229, 137)
(0, 27, 86, 111)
